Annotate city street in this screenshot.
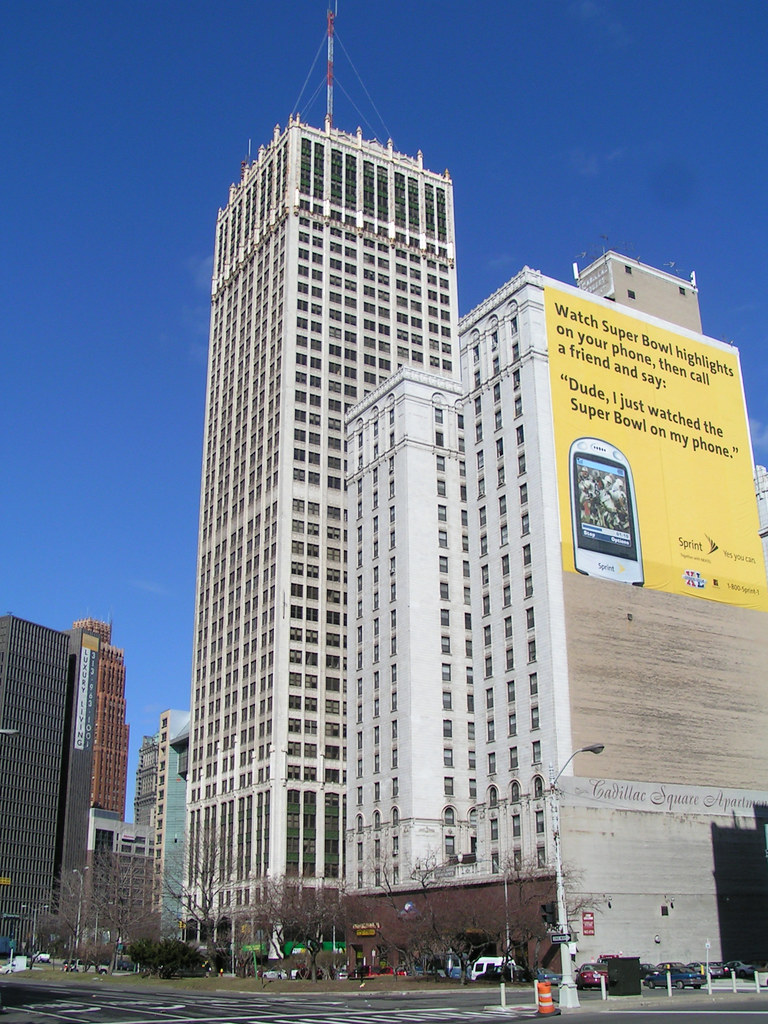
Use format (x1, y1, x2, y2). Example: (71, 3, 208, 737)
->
(3, 979, 768, 1024)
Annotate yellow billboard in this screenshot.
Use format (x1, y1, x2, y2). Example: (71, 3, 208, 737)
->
(545, 286, 767, 610)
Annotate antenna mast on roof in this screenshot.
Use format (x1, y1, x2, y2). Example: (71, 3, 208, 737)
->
(326, 4, 337, 127)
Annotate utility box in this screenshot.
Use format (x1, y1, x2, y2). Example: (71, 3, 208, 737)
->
(607, 957, 641, 996)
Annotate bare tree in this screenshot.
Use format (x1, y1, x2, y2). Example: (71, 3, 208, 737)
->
(344, 852, 562, 982)
(249, 876, 291, 963)
(85, 850, 160, 968)
(405, 856, 505, 980)
(248, 877, 344, 980)
(286, 883, 344, 981)
(344, 852, 499, 980)
(45, 856, 157, 969)
(165, 812, 230, 956)
(498, 854, 557, 977)
(352, 856, 419, 971)
(47, 871, 84, 958)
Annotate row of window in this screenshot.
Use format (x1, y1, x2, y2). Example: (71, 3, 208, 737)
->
(299, 138, 449, 241)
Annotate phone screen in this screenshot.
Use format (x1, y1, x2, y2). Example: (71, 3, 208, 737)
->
(572, 451, 638, 561)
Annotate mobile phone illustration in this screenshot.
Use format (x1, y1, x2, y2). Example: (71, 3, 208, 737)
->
(569, 437, 643, 585)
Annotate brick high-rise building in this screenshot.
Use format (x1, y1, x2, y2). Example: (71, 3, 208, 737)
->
(72, 619, 129, 817)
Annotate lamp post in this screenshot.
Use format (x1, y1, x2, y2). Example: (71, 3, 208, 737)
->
(549, 744, 604, 1010)
(37, 904, 48, 953)
(503, 873, 511, 956)
(21, 903, 47, 954)
(20, 905, 29, 953)
(0, 728, 18, 962)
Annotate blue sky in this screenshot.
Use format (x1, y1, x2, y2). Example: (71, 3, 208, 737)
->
(3, 0, 767, 812)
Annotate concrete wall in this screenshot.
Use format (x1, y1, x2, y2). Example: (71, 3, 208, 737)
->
(560, 796, 768, 964)
(564, 572, 768, 790)
(560, 571, 768, 962)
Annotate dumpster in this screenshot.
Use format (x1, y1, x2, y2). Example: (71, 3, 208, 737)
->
(607, 957, 641, 996)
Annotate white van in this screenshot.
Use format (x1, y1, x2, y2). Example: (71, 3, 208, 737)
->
(470, 956, 515, 981)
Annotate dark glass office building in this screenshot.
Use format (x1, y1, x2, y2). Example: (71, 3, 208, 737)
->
(0, 616, 97, 951)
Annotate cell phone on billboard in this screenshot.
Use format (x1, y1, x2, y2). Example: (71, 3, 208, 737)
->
(569, 437, 643, 585)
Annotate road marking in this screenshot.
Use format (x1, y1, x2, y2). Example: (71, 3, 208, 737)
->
(260, 1014, 520, 1024)
(19, 1009, 216, 1024)
(16, 1002, 525, 1024)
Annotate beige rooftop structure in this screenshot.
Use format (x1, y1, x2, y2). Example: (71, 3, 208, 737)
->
(576, 250, 702, 332)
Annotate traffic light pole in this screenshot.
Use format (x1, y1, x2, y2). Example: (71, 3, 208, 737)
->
(548, 745, 605, 1011)
(549, 762, 579, 1009)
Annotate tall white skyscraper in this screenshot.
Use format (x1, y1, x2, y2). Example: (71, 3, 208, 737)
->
(188, 113, 459, 905)
(347, 368, 472, 890)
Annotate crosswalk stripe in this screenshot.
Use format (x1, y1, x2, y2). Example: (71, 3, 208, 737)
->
(16, 1000, 527, 1024)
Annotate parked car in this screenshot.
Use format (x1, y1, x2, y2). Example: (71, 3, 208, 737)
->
(260, 968, 288, 980)
(644, 967, 702, 989)
(639, 963, 656, 978)
(725, 960, 759, 978)
(575, 963, 608, 989)
(33, 952, 51, 964)
(687, 961, 731, 979)
(536, 968, 562, 985)
(655, 961, 690, 973)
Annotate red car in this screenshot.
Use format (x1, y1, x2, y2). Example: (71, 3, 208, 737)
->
(575, 962, 608, 989)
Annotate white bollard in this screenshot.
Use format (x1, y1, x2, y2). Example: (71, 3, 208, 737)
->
(534, 980, 540, 1006)
(732, 972, 738, 993)
(755, 974, 761, 995)
(707, 972, 712, 996)
(499, 982, 506, 1008)
(600, 973, 607, 1000)
(667, 970, 672, 997)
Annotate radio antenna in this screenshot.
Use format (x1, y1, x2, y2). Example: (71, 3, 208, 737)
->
(326, 4, 337, 127)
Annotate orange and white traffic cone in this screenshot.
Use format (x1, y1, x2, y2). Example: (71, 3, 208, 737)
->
(537, 980, 560, 1016)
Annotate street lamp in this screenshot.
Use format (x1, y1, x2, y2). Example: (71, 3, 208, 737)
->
(549, 744, 604, 1010)
(21, 903, 47, 954)
(0, 728, 19, 960)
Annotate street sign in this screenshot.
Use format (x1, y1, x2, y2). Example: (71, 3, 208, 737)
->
(550, 932, 571, 944)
